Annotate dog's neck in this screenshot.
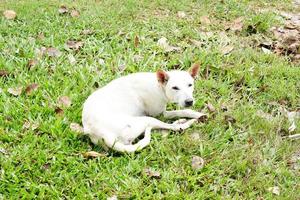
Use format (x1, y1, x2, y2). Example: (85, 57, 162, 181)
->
(157, 82, 169, 103)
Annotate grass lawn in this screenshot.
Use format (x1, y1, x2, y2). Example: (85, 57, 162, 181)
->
(0, 0, 300, 199)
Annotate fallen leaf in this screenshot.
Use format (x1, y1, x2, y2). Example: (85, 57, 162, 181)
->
(58, 5, 68, 14)
(199, 31, 214, 38)
(7, 87, 22, 96)
(70, 122, 83, 133)
(177, 11, 186, 18)
(224, 115, 236, 124)
(70, 9, 80, 17)
(107, 195, 118, 200)
(58, 96, 71, 107)
(46, 47, 61, 57)
(189, 39, 205, 48)
(118, 63, 126, 72)
(207, 103, 216, 113)
(191, 155, 205, 170)
(66, 40, 83, 50)
(143, 168, 161, 179)
(281, 108, 300, 133)
(221, 45, 234, 55)
(27, 59, 38, 69)
(81, 29, 94, 35)
(218, 31, 231, 45)
(54, 107, 64, 115)
(234, 76, 245, 88)
(157, 37, 181, 52)
(0, 70, 9, 77)
(83, 151, 107, 158)
(133, 55, 143, 63)
(256, 110, 274, 121)
(3, 10, 16, 20)
(23, 121, 39, 130)
(68, 54, 76, 65)
(200, 16, 210, 24)
(190, 132, 200, 141)
(25, 83, 39, 95)
(134, 35, 139, 48)
(221, 103, 228, 111)
(268, 186, 280, 195)
(42, 163, 50, 170)
(287, 149, 300, 170)
(226, 17, 244, 31)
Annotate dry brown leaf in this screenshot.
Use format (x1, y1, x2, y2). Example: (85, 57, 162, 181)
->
(177, 11, 186, 18)
(134, 35, 139, 48)
(68, 54, 76, 65)
(27, 59, 38, 69)
(7, 87, 22, 96)
(70, 9, 80, 17)
(189, 39, 205, 48)
(191, 155, 205, 170)
(58, 5, 68, 14)
(54, 107, 64, 115)
(287, 149, 300, 170)
(118, 63, 126, 72)
(25, 83, 39, 95)
(221, 45, 234, 55)
(58, 96, 71, 107)
(3, 10, 16, 20)
(226, 17, 244, 31)
(224, 115, 236, 124)
(143, 168, 161, 179)
(46, 47, 61, 57)
(200, 16, 211, 24)
(157, 37, 181, 52)
(23, 121, 39, 130)
(81, 29, 94, 35)
(66, 40, 84, 50)
(0, 70, 9, 77)
(83, 151, 107, 158)
(268, 186, 280, 195)
(207, 102, 216, 113)
(190, 132, 200, 141)
(133, 55, 143, 63)
(70, 122, 83, 133)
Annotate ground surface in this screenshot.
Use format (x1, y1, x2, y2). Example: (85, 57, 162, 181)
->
(0, 0, 300, 199)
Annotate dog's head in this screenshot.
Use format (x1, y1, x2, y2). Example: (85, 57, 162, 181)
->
(157, 63, 200, 108)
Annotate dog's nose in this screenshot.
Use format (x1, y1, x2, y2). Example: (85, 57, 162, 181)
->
(184, 99, 193, 107)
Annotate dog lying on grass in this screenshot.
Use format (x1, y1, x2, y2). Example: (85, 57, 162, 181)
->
(82, 63, 206, 152)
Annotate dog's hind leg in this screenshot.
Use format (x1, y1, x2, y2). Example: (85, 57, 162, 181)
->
(102, 127, 152, 153)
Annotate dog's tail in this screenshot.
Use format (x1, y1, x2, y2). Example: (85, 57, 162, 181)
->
(108, 127, 152, 153)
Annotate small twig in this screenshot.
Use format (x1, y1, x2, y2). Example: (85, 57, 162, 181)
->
(283, 133, 300, 140)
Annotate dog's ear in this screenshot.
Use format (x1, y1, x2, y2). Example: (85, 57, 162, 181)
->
(156, 70, 169, 84)
(188, 63, 200, 79)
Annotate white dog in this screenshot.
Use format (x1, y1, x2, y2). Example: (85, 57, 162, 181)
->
(82, 63, 206, 153)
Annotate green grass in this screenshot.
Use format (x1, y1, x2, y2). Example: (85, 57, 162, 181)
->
(1, 0, 300, 199)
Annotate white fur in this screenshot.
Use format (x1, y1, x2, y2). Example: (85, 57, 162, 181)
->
(82, 70, 206, 153)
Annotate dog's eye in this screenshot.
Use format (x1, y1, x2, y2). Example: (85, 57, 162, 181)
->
(172, 86, 180, 90)
(188, 84, 193, 87)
